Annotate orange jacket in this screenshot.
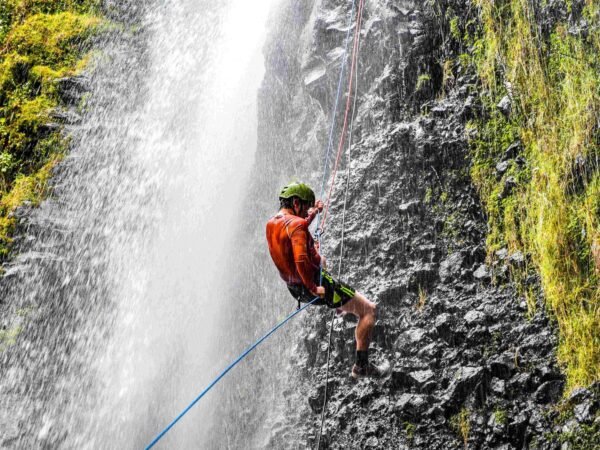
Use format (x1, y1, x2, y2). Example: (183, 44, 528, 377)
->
(266, 212, 321, 294)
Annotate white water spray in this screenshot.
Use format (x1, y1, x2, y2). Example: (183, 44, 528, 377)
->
(92, 1, 278, 447)
(0, 0, 277, 448)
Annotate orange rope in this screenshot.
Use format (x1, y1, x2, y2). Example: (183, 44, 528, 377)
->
(320, 0, 366, 231)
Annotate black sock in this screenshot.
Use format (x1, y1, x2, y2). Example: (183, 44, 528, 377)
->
(356, 350, 369, 368)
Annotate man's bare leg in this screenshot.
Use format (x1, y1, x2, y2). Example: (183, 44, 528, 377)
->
(340, 291, 377, 351)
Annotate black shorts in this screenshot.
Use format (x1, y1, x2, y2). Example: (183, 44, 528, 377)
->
(287, 269, 355, 309)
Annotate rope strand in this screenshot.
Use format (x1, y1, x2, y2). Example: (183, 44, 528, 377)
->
(315, 0, 357, 246)
(145, 297, 320, 449)
(316, 1, 365, 448)
(320, 0, 366, 232)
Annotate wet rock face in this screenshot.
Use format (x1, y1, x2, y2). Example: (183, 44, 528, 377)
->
(253, 0, 598, 449)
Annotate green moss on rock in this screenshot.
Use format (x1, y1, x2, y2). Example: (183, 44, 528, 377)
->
(0, 325, 23, 350)
(468, 0, 600, 391)
(0, 154, 62, 258)
(4, 12, 101, 66)
(0, 1, 103, 262)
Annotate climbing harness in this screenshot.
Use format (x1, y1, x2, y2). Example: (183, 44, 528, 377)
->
(145, 0, 366, 447)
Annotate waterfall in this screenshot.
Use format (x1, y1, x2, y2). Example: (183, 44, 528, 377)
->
(0, 0, 277, 447)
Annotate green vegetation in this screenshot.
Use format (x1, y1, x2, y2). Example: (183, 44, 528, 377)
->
(450, 407, 471, 448)
(557, 423, 600, 450)
(403, 421, 416, 442)
(15, 306, 33, 316)
(0, 0, 103, 261)
(524, 285, 537, 319)
(546, 421, 600, 450)
(546, 394, 600, 447)
(449, 16, 461, 40)
(416, 285, 427, 311)
(463, 0, 600, 391)
(416, 73, 432, 92)
(0, 325, 22, 350)
(493, 408, 507, 425)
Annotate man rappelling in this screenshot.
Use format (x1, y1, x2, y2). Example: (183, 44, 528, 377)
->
(266, 182, 382, 378)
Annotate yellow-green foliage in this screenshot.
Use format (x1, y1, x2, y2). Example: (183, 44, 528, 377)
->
(0, 155, 62, 258)
(0, 0, 102, 260)
(416, 73, 432, 91)
(0, 325, 23, 350)
(0, 0, 100, 40)
(450, 408, 471, 448)
(494, 408, 507, 425)
(470, 0, 600, 391)
(4, 12, 101, 65)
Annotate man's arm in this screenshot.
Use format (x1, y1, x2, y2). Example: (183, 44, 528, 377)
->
(289, 220, 320, 295)
(305, 199, 324, 226)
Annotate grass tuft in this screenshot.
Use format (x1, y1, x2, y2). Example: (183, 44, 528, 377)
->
(416, 285, 427, 311)
(468, 0, 600, 391)
(450, 407, 471, 448)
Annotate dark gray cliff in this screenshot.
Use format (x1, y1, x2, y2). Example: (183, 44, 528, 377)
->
(215, 0, 600, 449)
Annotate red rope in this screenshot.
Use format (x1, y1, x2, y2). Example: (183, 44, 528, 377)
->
(320, 0, 366, 231)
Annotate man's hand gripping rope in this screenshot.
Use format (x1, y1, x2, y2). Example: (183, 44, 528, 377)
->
(309, 199, 326, 299)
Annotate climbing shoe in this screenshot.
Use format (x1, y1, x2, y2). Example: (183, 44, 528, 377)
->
(351, 362, 385, 379)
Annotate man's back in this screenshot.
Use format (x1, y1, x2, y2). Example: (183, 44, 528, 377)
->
(266, 212, 320, 294)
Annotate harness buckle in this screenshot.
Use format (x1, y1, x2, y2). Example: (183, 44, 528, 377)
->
(314, 228, 326, 243)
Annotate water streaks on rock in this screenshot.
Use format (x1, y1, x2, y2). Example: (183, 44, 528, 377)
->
(253, 0, 599, 448)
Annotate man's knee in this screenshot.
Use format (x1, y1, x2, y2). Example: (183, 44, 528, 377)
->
(364, 301, 376, 323)
(358, 295, 376, 320)
(370, 302, 377, 320)
(343, 292, 377, 318)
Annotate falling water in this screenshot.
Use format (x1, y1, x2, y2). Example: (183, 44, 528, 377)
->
(0, 0, 277, 447)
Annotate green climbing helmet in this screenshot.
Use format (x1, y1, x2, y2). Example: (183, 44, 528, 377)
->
(279, 181, 315, 205)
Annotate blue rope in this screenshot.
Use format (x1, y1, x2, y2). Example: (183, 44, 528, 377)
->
(315, 0, 357, 295)
(318, 0, 357, 201)
(145, 296, 320, 449)
(316, 0, 357, 242)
